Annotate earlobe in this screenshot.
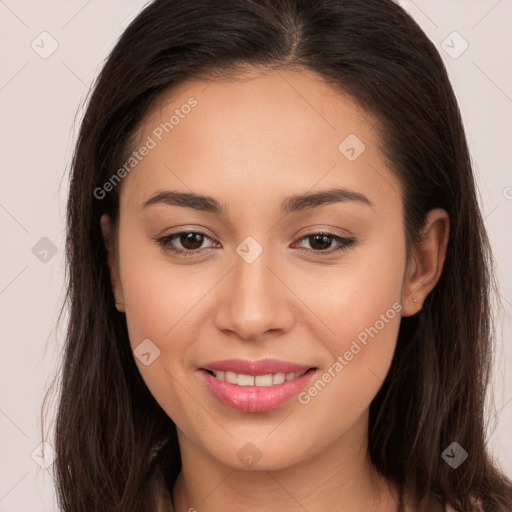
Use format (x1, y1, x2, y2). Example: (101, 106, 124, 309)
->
(100, 214, 125, 313)
(401, 208, 449, 317)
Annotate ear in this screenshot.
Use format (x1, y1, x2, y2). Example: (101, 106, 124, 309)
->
(401, 208, 449, 317)
(100, 214, 125, 313)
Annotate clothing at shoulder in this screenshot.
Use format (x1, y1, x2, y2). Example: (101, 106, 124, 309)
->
(161, 498, 473, 512)
(403, 487, 484, 512)
(157, 480, 483, 512)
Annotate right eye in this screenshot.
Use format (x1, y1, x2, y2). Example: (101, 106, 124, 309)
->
(154, 231, 219, 256)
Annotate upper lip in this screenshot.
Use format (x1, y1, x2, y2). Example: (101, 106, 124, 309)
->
(200, 358, 315, 376)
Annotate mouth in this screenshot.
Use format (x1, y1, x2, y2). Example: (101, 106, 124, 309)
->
(202, 368, 315, 387)
(198, 360, 318, 412)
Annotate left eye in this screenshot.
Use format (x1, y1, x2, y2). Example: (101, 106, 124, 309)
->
(292, 232, 356, 253)
(154, 231, 355, 256)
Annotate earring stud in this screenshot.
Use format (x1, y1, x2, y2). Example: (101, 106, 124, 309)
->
(413, 297, 419, 306)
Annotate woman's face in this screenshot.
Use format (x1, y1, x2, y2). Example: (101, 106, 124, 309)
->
(103, 68, 419, 470)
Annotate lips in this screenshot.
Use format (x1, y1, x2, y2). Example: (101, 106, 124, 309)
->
(200, 358, 313, 376)
(198, 358, 318, 412)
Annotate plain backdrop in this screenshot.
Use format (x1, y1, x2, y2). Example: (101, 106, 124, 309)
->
(0, 1, 511, 510)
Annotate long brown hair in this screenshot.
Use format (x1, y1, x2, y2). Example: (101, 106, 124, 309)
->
(45, 0, 512, 510)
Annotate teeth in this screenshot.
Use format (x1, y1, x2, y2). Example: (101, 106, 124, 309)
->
(237, 374, 254, 386)
(272, 372, 285, 384)
(255, 374, 273, 386)
(225, 371, 237, 384)
(210, 369, 308, 386)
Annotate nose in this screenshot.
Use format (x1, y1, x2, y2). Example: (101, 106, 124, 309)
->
(213, 244, 295, 342)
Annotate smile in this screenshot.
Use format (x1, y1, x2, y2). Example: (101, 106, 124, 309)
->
(205, 369, 309, 386)
(198, 361, 318, 413)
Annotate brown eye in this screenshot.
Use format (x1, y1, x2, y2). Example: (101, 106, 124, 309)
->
(155, 231, 217, 256)
(308, 234, 333, 251)
(179, 232, 206, 250)
(294, 232, 356, 253)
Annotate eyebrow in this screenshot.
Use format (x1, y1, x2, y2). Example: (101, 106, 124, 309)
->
(141, 187, 374, 214)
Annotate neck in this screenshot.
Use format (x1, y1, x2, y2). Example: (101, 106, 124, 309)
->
(171, 411, 400, 512)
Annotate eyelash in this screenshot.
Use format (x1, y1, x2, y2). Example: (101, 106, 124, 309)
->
(153, 230, 356, 257)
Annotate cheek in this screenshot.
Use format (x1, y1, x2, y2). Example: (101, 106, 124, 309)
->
(116, 226, 220, 422)
(293, 225, 405, 350)
(295, 236, 405, 431)
(118, 222, 210, 344)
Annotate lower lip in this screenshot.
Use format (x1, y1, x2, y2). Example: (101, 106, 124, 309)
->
(199, 369, 317, 412)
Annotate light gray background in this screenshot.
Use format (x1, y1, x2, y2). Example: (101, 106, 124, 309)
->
(0, 1, 511, 510)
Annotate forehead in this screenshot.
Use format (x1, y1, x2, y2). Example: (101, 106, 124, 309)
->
(119, 67, 399, 214)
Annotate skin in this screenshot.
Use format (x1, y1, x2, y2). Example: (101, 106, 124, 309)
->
(101, 67, 449, 512)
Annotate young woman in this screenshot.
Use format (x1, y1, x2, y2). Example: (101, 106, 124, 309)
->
(48, 0, 512, 510)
